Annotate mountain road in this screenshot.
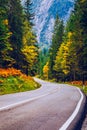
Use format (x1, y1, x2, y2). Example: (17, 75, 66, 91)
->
(0, 78, 86, 130)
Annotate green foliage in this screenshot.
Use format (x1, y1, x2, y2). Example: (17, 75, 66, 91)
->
(52, 0, 87, 82)
(43, 62, 49, 80)
(22, 16, 38, 75)
(0, 0, 40, 96)
(78, 86, 87, 95)
(22, 45, 38, 75)
(0, 76, 40, 95)
(49, 15, 64, 79)
(22, 20, 36, 46)
(7, 0, 25, 69)
(77, 0, 87, 82)
(38, 48, 49, 77)
(0, 1, 13, 67)
(24, 0, 34, 23)
(22, 0, 38, 75)
(8, 0, 24, 49)
(0, 0, 38, 76)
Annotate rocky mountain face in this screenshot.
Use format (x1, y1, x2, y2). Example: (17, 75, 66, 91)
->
(22, 0, 74, 48)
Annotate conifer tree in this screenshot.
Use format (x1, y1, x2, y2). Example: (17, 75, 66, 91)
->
(76, 0, 87, 83)
(49, 15, 64, 79)
(24, 0, 34, 23)
(0, 0, 13, 67)
(22, 0, 38, 75)
(8, 0, 24, 69)
(53, 0, 87, 82)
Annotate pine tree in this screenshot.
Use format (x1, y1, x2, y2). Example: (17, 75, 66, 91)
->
(76, 0, 87, 83)
(22, 0, 38, 75)
(24, 0, 34, 24)
(49, 15, 64, 79)
(0, 0, 13, 67)
(8, 0, 25, 69)
(53, 0, 87, 82)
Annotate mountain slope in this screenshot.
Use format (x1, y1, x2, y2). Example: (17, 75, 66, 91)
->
(32, 0, 74, 48)
(22, 0, 74, 48)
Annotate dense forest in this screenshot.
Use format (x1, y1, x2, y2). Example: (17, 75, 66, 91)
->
(0, 0, 87, 85)
(0, 0, 38, 76)
(42, 0, 87, 85)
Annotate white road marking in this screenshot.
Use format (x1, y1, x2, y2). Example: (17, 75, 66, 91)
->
(0, 94, 49, 111)
(59, 87, 84, 130)
(0, 88, 59, 111)
(0, 83, 84, 130)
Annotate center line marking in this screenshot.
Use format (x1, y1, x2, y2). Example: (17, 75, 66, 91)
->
(0, 88, 59, 111)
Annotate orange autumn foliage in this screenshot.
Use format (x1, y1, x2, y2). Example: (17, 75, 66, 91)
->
(0, 68, 34, 81)
(70, 81, 87, 86)
(20, 74, 34, 81)
(0, 68, 21, 77)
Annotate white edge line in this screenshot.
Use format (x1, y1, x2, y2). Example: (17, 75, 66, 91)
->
(0, 93, 49, 111)
(59, 87, 84, 130)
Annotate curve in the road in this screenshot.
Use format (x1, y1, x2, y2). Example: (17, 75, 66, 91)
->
(59, 87, 84, 130)
(0, 92, 52, 111)
(0, 88, 60, 112)
(0, 78, 86, 130)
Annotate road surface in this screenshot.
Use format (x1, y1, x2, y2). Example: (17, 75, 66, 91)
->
(0, 78, 86, 130)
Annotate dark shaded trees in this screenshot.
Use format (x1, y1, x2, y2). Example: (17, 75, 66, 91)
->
(0, 0, 38, 76)
(0, 0, 13, 67)
(8, 0, 24, 69)
(53, 0, 87, 83)
(49, 15, 64, 79)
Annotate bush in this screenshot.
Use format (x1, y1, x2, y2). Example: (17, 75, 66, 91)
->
(0, 68, 40, 95)
(68, 80, 87, 95)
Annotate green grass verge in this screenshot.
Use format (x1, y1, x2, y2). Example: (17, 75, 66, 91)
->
(47, 79, 87, 95)
(0, 76, 40, 95)
(66, 82, 87, 95)
(76, 85, 87, 95)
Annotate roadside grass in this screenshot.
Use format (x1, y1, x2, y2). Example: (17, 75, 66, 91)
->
(73, 85, 87, 95)
(67, 81, 87, 95)
(79, 85, 87, 95)
(0, 68, 40, 95)
(47, 78, 87, 95)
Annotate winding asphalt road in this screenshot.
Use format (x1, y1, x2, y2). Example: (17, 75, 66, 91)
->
(0, 78, 86, 130)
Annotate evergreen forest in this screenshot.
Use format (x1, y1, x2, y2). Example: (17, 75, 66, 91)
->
(0, 0, 87, 94)
(43, 0, 87, 87)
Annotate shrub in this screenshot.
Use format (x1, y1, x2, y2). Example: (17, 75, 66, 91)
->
(0, 68, 40, 95)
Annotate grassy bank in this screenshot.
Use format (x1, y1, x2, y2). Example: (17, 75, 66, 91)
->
(67, 81, 87, 95)
(0, 68, 40, 95)
(78, 85, 87, 95)
(48, 79, 87, 95)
